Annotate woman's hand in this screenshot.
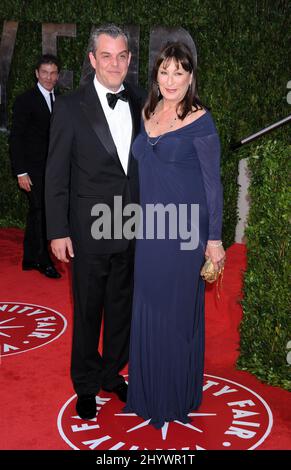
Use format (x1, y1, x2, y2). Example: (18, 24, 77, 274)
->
(205, 240, 226, 271)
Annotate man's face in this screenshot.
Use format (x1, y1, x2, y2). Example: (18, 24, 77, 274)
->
(35, 63, 59, 91)
(89, 34, 131, 91)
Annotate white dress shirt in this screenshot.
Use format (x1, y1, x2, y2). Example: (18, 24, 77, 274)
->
(93, 76, 132, 175)
(17, 82, 55, 177)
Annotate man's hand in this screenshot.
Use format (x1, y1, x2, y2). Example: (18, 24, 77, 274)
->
(18, 174, 32, 192)
(51, 237, 74, 263)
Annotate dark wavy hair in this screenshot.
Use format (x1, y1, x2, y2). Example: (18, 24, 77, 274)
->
(144, 42, 204, 120)
(35, 54, 60, 72)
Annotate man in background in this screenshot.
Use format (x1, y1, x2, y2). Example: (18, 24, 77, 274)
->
(9, 54, 61, 279)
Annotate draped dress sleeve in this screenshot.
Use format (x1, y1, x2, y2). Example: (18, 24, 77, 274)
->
(193, 131, 223, 240)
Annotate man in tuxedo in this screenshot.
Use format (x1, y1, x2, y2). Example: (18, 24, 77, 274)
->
(9, 54, 61, 279)
(45, 25, 145, 419)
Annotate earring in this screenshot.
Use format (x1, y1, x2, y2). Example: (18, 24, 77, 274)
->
(155, 81, 160, 97)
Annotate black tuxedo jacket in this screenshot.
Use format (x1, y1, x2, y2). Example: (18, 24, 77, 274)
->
(45, 80, 145, 254)
(9, 86, 55, 177)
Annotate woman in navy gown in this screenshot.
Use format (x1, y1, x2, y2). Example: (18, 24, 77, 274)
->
(124, 42, 225, 429)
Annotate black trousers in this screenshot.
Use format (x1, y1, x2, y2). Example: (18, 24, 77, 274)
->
(71, 243, 134, 396)
(23, 174, 51, 266)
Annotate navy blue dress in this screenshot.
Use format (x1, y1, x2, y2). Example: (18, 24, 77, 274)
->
(124, 110, 223, 429)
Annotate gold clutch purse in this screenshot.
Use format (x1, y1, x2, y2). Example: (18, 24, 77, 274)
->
(200, 257, 224, 284)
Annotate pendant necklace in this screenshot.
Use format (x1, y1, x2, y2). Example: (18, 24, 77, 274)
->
(147, 110, 178, 146)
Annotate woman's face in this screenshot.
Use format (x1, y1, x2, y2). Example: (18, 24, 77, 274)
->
(157, 58, 192, 103)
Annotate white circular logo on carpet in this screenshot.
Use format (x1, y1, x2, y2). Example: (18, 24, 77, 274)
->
(0, 301, 67, 356)
(57, 374, 273, 450)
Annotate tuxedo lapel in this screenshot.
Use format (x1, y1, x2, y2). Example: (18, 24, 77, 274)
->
(34, 86, 51, 117)
(80, 82, 124, 173)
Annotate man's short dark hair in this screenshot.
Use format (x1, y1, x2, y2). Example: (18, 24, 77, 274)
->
(35, 54, 60, 72)
(88, 24, 128, 55)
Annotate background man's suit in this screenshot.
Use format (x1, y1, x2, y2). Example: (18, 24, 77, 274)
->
(45, 80, 144, 395)
(9, 86, 56, 267)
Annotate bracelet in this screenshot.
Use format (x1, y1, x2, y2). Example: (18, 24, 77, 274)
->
(207, 241, 223, 247)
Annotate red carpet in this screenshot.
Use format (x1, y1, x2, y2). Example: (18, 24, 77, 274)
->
(0, 228, 290, 450)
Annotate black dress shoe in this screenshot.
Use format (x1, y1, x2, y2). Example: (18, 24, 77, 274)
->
(76, 394, 96, 420)
(38, 265, 61, 279)
(22, 261, 61, 279)
(22, 261, 40, 271)
(103, 383, 128, 402)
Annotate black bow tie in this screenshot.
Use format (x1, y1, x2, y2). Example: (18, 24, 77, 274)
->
(106, 89, 128, 109)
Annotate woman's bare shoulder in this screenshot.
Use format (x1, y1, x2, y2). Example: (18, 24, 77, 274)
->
(184, 107, 207, 125)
